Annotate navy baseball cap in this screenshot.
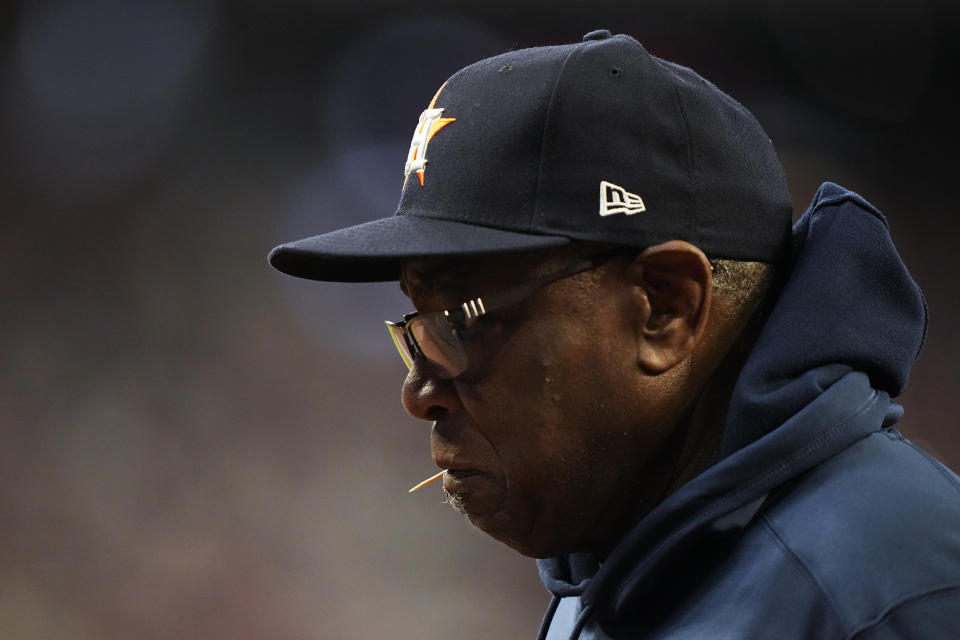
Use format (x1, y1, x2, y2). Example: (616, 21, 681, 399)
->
(269, 30, 793, 282)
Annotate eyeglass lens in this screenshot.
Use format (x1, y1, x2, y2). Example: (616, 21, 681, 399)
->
(385, 314, 470, 378)
(409, 314, 469, 377)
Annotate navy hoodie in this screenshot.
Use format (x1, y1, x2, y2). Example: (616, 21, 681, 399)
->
(537, 183, 960, 639)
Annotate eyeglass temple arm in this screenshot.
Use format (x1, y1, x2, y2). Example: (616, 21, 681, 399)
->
(459, 250, 622, 323)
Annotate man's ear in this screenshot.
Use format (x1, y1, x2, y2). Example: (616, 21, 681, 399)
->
(626, 240, 712, 374)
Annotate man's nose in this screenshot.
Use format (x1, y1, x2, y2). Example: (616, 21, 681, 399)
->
(401, 359, 463, 421)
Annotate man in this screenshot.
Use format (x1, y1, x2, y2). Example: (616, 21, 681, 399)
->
(269, 30, 960, 639)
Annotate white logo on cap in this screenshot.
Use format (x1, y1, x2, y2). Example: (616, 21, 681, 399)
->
(600, 180, 646, 216)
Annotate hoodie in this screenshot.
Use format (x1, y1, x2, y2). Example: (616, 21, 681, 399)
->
(537, 183, 960, 639)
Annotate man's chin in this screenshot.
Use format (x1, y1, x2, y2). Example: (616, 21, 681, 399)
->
(441, 488, 468, 514)
(440, 470, 505, 518)
(442, 486, 502, 520)
(450, 497, 563, 559)
(441, 484, 573, 557)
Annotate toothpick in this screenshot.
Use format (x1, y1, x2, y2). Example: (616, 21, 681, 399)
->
(408, 470, 446, 493)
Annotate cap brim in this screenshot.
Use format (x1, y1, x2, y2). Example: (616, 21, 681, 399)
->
(268, 214, 571, 282)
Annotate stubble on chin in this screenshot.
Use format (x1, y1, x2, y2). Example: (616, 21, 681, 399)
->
(442, 488, 467, 515)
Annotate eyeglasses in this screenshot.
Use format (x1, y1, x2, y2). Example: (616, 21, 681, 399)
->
(385, 250, 622, 378)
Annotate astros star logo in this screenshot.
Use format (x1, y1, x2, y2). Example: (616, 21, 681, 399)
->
(403, 82, 456, 189)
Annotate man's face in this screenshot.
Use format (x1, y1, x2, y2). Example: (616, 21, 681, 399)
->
(399, 248, 685, 558)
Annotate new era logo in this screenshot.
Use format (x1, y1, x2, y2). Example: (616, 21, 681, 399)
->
(600, 180, 646, 216)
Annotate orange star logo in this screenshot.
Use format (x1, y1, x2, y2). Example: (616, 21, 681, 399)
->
(403, 83, 456, 189)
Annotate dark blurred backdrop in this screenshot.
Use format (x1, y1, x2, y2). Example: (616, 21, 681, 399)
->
(1, 1, 958, 638)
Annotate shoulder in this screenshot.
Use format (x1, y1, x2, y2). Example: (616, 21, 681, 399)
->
(759, 428, 960, 637)
(598, 429, 960, 639)
(765, 428, 960, 557)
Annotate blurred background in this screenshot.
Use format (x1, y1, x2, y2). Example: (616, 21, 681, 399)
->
(1, 0, 957, 637)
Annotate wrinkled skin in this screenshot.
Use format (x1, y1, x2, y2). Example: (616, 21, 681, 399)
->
(400, 243, 722, 558)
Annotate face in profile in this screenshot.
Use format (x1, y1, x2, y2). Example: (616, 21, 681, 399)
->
(399, 247, 688, 558)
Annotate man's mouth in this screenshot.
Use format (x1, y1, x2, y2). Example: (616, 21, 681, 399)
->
(445, 468, 481, 480)
(432, 450, 482, 476)
(441, 468, 485, 493)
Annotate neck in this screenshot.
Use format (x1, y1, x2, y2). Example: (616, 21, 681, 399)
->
(667, 302, 767, 493)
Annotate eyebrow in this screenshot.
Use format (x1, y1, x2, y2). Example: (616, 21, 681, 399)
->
(399, 260, 473, 299)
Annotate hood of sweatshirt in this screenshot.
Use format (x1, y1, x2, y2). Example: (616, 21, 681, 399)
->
(537, 182, 928, 633)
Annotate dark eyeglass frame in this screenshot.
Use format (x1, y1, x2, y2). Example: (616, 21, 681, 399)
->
(385, 249, 624, 378)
